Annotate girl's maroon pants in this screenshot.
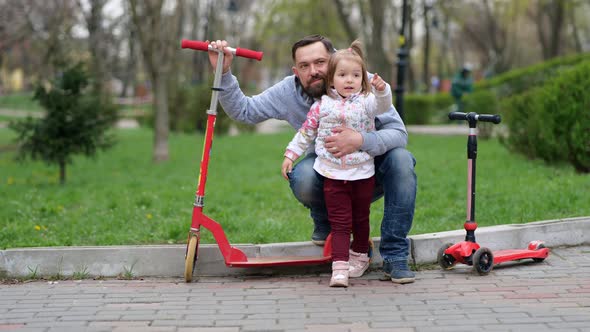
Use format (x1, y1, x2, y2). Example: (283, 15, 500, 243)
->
(324, 176, 375, 262)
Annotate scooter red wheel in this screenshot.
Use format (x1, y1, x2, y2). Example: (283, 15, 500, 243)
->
(531, 242, 547, 263)
(473, 247, 494, 275)
(437, 243, 456, 270)
(184, 235, 199, 282)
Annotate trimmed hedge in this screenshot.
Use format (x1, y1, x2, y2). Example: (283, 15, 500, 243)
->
(403, 93, 454, 125)
(501, 60, 590, 173)
(476, 52, 590, 98)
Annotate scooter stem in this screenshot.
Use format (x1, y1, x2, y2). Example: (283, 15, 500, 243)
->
(465, 124, 478, 243)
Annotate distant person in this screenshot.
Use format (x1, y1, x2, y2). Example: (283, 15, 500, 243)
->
(207, 35, 417, 284)
(281, 40, 391, 287)
(451, 64, 473, 112)
(430, 75, 440, 93)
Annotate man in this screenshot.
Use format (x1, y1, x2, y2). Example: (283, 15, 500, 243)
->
(207, 35, 417, 284)
(451, 64, 474, 113)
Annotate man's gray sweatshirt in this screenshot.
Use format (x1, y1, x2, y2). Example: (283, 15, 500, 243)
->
(217, 71, 408, 157)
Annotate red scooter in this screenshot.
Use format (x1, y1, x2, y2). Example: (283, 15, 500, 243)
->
(437, 111, 549, 275)
(180, 40, 332, 282)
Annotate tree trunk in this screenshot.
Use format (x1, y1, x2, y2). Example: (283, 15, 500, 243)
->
(548, 0, 564, 58)
(569, 3, 583, 53)
(368, 0, 393, 84)
(128, 0, 184, 163)
(332, 0, 356, 41)
(86, 0, 108, 100)
(422, 1, 431, 93)
(152, 73, 169, 162)
(59, 159, 66, 185)
(534, 0, 565, 60)
(120, 19, 137, 98)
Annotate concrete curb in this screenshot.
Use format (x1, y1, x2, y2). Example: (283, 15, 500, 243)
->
(1, 216, 589, 279)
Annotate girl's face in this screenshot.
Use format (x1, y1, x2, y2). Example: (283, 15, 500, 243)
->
(332, 59, 363, 98)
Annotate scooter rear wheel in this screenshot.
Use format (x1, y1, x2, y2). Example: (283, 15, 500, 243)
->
(184, 235, 199, 282)
(473, 247, 494, 275)
(532, 243, 547, 263)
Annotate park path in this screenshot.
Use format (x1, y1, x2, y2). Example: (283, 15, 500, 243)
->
(1, 245, 589, 332)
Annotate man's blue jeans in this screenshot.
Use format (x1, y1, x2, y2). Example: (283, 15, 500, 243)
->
(288, 148, 417, 265)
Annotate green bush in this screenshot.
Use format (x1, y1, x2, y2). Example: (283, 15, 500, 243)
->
(430, 93, 455, 123)
(168, 83, 255, 135)
(501, 89, 562, 161)
(8, 63, 118, 184)
(542, 61, 590, 172)
(502, 60, 590, 173)
(476, 52, 590, 98)
(402, 93, 455, 125)
(403, 94, 432, 125)
(432, 93, 454, 111)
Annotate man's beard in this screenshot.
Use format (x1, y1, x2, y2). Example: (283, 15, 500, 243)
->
(303, 77, 326, 99)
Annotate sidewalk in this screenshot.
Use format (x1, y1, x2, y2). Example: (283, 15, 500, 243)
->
(1, 245, 590, 332)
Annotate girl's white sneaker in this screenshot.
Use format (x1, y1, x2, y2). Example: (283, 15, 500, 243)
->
(348, 250, 370, 278)
(330, 261, 350, 287)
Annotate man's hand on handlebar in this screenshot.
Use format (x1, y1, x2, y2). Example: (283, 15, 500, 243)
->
(207, 40, 234, 74)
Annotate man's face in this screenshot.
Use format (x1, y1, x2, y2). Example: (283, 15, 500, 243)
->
(292, 42, 331, 98)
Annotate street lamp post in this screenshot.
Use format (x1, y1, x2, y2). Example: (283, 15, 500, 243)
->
(395, 0, 409, 121)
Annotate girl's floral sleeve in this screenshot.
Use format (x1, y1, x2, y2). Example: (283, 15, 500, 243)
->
(365, 83, 393, 117)
(284, 101, 321, 161)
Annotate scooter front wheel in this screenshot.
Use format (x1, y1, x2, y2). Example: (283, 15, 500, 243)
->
(473, 247, 494, 275)
(184, 235, 199, 282)
(437, 243, 456, 270)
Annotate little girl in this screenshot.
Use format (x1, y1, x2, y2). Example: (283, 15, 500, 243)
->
(281, 40, 392, 287)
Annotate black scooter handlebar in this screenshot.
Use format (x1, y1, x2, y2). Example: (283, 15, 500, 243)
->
(449, 111, 501, 124)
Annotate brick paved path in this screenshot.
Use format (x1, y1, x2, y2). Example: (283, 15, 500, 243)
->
(1, 246, 589, 332)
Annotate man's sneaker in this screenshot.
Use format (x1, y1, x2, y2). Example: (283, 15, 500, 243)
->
(383, 260, 415, 284)
(311, 222, 330, 246)
(348, 250, 370, 278)
(330, 261, 349, 287)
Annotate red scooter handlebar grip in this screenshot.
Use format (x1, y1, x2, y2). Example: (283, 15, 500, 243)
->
(181, 39, 209, 52)
(235, 47, 263, 61)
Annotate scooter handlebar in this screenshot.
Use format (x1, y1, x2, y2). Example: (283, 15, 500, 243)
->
(449, 111, 501, 124)
(180, 39, 263, 61)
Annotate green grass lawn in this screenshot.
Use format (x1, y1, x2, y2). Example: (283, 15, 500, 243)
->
(0, 93, 42, 112)
(0, 92, 151, 119)
(1, 127, 588, 249)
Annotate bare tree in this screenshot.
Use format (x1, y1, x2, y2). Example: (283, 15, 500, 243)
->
(118, 3, 139, 98)
(422, 0, 433, 91)
(0, 1, 31, 90)
(568, 1, 583, 53)
(433, 2, 452, 80)
(78, 0, 110, 99)
(190, 0, 207, 84)
(331, 0, 356, 41)
(0, 1, 31, 52)
(128, 0, 185, 162)
(332, 0, 396, 84)
(18, 1, 78, 79)
(406, 0, 416, 92)
(445, 0, 522, 75)
(530, 0, 566, 60)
